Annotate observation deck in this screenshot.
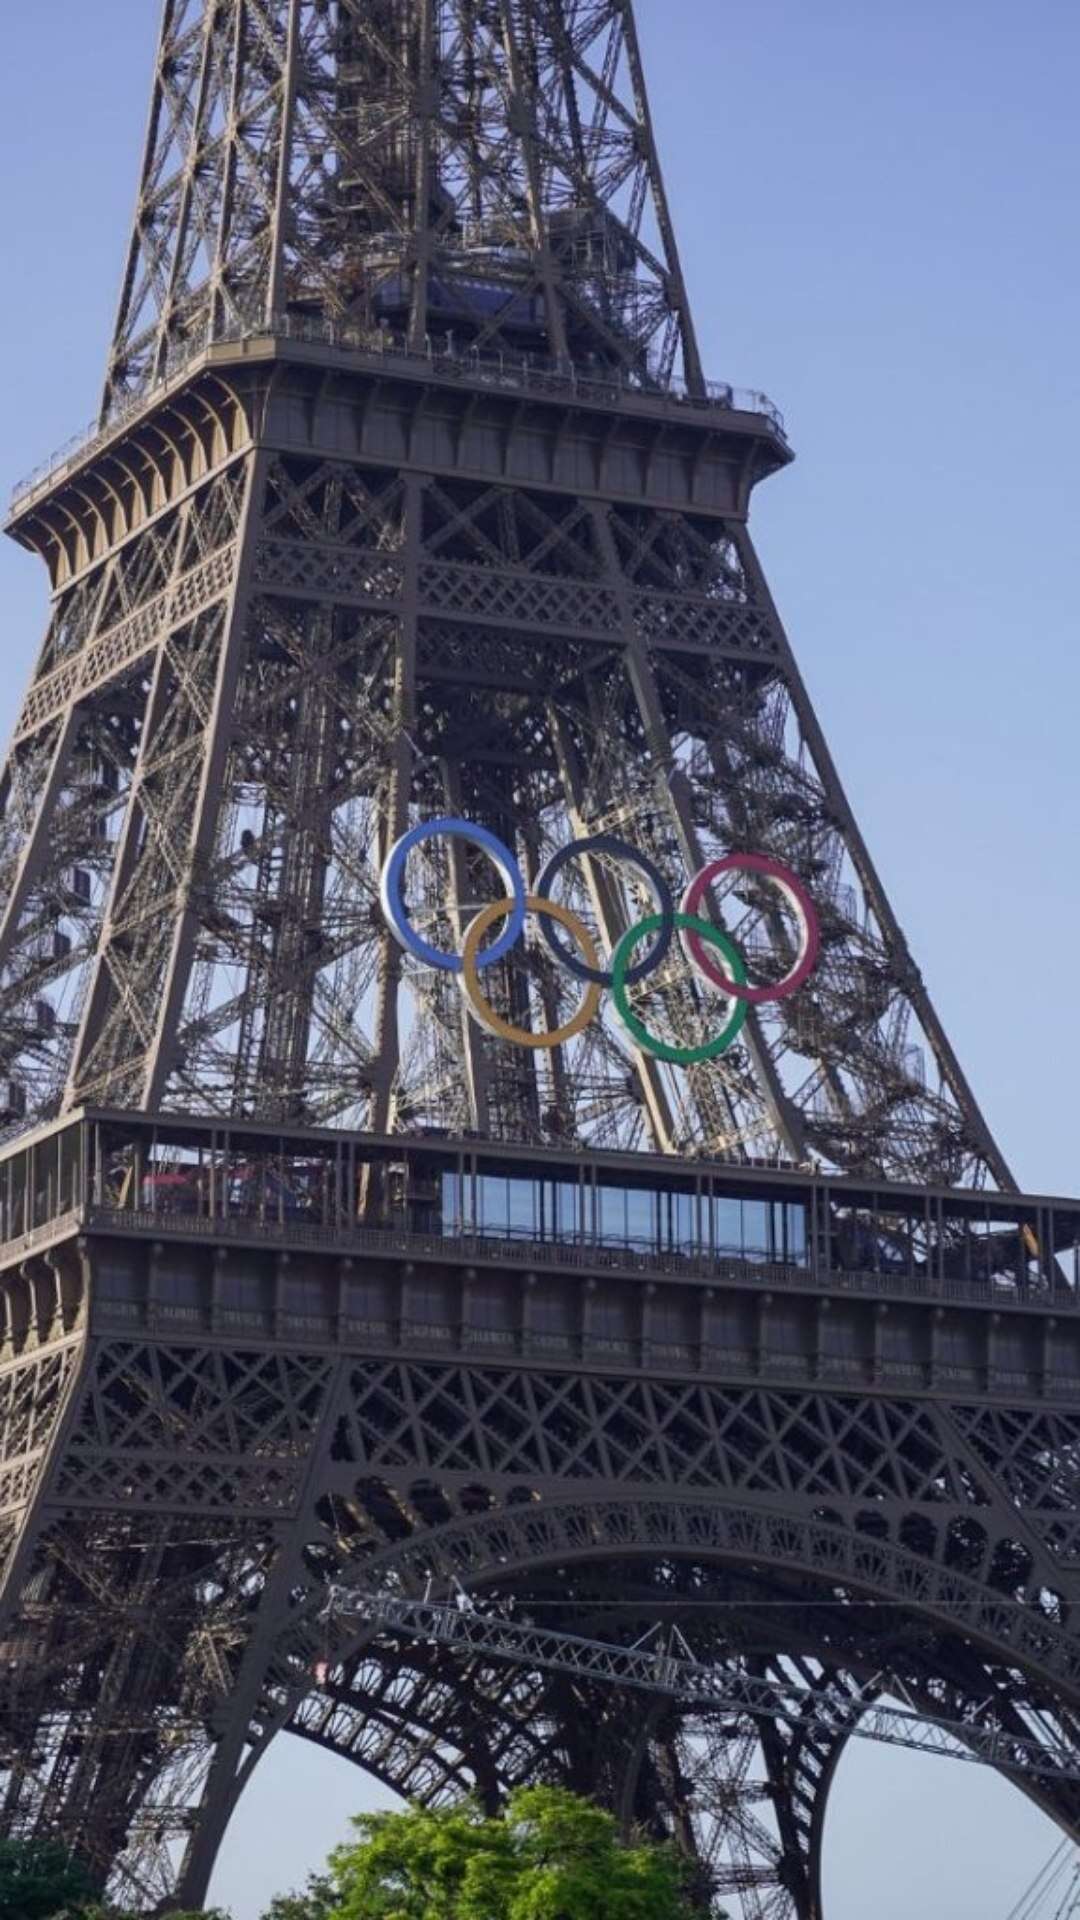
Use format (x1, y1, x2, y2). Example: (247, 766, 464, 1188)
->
(3, 1108, 1079, 1410)
(7, 317, 792, 546)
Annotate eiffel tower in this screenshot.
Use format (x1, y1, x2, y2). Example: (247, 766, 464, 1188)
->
(2, 4, 1078, 1915)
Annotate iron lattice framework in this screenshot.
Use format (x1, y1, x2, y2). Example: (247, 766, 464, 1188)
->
(0, 3, 1072, 1916)
(104, 0, 702, 413)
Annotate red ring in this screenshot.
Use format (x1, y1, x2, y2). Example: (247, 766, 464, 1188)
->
(680, 854, 820, 1005)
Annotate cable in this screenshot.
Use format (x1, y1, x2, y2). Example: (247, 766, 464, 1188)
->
(1005, 1842, 1073, 1920)
(1006, 1850, 1053, 1920)
(474, 1589, 1053, 1605)
(1049, 1859, 1080, 1920)
(322, 1589, 1080, 1789)
(469, 1595, 1066, 1614)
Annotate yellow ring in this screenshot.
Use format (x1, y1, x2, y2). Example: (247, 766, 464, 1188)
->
(461, 894, 603, 1050)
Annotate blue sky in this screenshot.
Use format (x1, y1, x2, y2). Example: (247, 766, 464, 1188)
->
(1, 2, 1079, 1915)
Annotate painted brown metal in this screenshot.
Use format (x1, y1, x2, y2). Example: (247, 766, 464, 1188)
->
(0, 6, 1070, 1917)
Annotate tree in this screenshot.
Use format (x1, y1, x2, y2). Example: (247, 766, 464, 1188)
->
(0, 1837, 97, 1920)
(327, 1787, 701, 1920)
(54, 1907, 229, 1920)
(260, 1874, 337, 1920)
(0, 1836, 231, 1920)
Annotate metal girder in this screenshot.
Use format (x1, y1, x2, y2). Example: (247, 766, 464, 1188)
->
(0, 438, 1013, 1180)
(324, 1590, 1080, 1790)
(103, 0, 702, 420)
(4, 1297, 1080, 1912)
(0, 2, 1060, 1916)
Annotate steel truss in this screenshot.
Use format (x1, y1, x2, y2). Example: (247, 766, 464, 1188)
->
(324, 1588, 1080, 1789)
(103, 0, 703, 416)
(1, 424, 1010, 1181)
(0, 2, 1069, 1917)
(6, 1291, 1080, 1916)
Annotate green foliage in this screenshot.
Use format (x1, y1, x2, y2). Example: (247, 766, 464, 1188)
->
(327, 1786, 700, 1920)
(259, 1873, 337, 1920)
(0, 1793, 704, 1920)
(50, 1907, 228, 1920)
(0, 1837, 97, 1920)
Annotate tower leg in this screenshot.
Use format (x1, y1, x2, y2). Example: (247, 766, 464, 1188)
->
(606, 1688, 845, 1920)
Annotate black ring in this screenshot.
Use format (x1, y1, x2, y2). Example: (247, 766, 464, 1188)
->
(535, 834, 675, 988)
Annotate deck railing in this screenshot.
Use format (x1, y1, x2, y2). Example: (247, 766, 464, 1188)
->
(10, 315, 787, 515)
(2, 1197, 1071, 1318)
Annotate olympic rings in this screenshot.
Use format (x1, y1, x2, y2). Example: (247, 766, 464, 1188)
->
(680, 854, 820, 1006)
(379, 819, 820, 1055)
(612, 914, 749, 1065)
(380, 818, 525, 973)
(535, 834, 674, 988)
(461, 896, 603, 1051)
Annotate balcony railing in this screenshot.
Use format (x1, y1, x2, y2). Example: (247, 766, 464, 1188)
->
(2, 1108, 1079, 1317)
(9, 315, 787, 516)
(69, 1202, 1075, 1317)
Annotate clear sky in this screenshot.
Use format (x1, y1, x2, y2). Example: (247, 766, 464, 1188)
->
(1, 2, 1079, 1916)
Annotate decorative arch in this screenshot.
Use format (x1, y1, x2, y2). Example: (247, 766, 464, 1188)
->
(176, 1490, 1080, 1920)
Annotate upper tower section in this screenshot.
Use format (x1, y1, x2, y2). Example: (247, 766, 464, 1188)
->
(104, 0, 705, 421)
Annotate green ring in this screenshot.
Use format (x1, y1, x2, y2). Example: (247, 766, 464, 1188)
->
(611, 913, 750, 1065)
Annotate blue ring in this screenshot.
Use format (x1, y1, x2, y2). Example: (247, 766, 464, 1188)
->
(380, 818, 526, 974)
(535, 834, 675, 988)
